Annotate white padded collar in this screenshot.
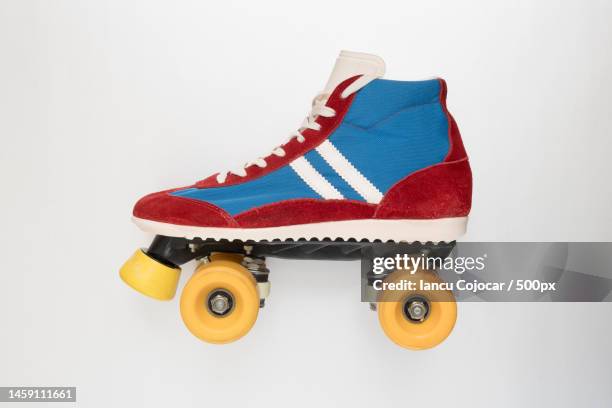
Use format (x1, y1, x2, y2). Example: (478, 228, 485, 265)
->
(324, 50, 386, 94)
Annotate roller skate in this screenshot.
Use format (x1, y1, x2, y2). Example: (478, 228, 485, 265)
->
(120, 51, 472, 349)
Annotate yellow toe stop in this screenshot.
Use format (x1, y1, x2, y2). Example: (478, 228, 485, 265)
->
(120, 249, 181, 301)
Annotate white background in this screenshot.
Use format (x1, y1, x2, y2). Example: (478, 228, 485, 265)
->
(1, 0, 612, 407)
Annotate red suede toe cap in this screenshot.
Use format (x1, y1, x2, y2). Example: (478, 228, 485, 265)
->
(133, 191, 238, 227)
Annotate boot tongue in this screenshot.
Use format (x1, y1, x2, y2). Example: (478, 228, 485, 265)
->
(324, 50, 386, 94)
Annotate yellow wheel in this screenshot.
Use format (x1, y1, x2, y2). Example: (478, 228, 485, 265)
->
(180, 259, 259, 344)
(377, 269, 456, 350)
(119, 249, 181, 301)
(209, 252, 244, 263)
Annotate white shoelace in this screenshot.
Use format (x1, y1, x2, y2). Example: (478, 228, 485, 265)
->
(215, 75, 376, 184)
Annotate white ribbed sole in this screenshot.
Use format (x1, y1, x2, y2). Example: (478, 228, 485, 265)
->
(132, 216, 468, 243)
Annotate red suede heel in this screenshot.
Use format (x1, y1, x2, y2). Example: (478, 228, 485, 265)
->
(374, 158, 472, 220)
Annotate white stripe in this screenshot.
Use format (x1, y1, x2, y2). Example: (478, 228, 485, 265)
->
(290, 156, 344, 199)
(315, 140, 384, 203)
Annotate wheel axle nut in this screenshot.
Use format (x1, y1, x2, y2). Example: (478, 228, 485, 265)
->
(210, 294, 231, 314)
(407, 300, 427, 320)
